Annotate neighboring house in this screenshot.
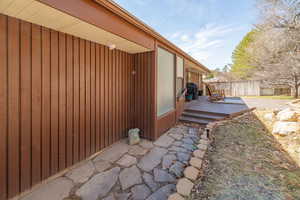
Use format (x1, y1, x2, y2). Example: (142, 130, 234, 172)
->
(0, 0, 210, 199)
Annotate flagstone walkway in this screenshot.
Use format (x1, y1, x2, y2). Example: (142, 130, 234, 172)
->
(20, 124, 201, 200)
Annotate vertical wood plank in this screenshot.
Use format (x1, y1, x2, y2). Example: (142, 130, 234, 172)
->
(105, 47, 110, 147)
(58, 32, 66, 170)
(90, 42, 96, 154)
(31, 23, 42, 186)
(100, 46, 105, 149)
(0, 14, 8, 200)
(73, 37, 80, 163)
(112, 50, 116, 142)
(85, 41, 91, 156)
(66, 34, 73, 167)
(50, 30, 59, 174)
(7, 16, 20, 198)
(95, 44, 100, 151)
(41, 27, 51, 179)
(79, 39, 85, 160)
(20, 20, 31, 193)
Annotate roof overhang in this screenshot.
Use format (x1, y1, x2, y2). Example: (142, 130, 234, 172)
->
(94, 0, 211, 73)
(0, 0, 151, 54)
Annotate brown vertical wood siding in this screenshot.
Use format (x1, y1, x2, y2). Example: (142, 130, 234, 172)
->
(0, 14, 135, 199)
(133, 52, 155, 140)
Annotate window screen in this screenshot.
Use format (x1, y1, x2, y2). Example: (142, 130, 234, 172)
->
(176, 57, 184, 97)
(157, 47, 175, 116)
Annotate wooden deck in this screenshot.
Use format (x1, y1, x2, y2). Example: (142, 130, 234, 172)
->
(179, 96, 254, 126)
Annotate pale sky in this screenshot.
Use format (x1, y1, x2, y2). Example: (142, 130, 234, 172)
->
(114, 0, 257, 69)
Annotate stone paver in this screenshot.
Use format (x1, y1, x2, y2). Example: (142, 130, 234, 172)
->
(146, 184, 176, 200)
(21, 177, 73, 200)
(119, 166, 142, 190)
(129, 145, 148, 156)
(138, 147, 168, 172)
(65, 161, 95, 183)
(199, 139, 209, 146)
(76, 167, 120, 200)
(117, 154, 137, 167)
(143, 173, 159, 192)
(162, 154, 177, 169)
(154, 135, 175, 148)
(168, 193, 185, 200)
(94, 142, 129, 163)
(184, 166, 199, 181)
(103, 194, 116, 200)
(176, 178, 194, 196)
(94, 160, 112, 172)
(169, 133, 183, 140)
(189, 157, 202, 169)
(154, 168, 176, 183)
(169, 162, 185, 178)
(139, 139, 154, 149)
(177, 152, 191, 164)
(22, 124, 201, 200)
(131, 184, 151, 200)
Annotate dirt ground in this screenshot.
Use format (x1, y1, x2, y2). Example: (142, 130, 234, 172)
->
(190, 111, 300, 200)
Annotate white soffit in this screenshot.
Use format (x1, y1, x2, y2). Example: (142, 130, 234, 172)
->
(0, 0, 150, 54)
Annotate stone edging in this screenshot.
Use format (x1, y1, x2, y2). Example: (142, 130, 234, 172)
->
(168, 128, 211, 200)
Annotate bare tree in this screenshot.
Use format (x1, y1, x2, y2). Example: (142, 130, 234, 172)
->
(249, 0, 300, 97)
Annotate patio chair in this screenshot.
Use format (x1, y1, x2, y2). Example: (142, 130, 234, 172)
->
(206, 84, 225, 102)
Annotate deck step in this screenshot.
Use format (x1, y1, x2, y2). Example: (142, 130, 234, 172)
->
(182, 112, 225, 120)
(179, 116, 212, 125)
(184, 109, 229, 117)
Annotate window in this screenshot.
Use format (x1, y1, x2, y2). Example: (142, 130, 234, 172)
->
(176, 56, 184, 97)
(157, 47, 175, 116)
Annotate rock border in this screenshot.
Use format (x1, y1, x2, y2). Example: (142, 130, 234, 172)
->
(168, 126, 212, 199)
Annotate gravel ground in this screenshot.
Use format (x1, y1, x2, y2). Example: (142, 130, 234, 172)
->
(190, 112, 300, 200)
(241, 97, 290, 110)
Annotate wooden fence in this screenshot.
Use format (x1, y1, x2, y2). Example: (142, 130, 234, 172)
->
(210, 80, 261, 96)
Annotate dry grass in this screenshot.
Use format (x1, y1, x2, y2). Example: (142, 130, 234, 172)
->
(190, 112, 300, 200)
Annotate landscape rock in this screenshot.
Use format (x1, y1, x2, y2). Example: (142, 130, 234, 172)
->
(138, 147, 168, 172)
(190, 157, 203, 169)
(131, 184, 151, 200)
(146, 184, 176, 200)
(168, 146, 188, 153)
(181, 143, 195, 151)
(117, 154, 137, 167)
(193, 150, 205, 159)
(119, 166, 142, 190)
(264, 112, 275, 121)
(154, 135, 175, 148)
(272, 121, 300, 136)
(184, 166, 199, 181)
(21, 177, 73, 200)
(143, 173, 159, 192)
(162, 154, 177, 169)
(176, 178, 194, 196)
(197, 144, 208, 151)
(169, 162, 185, 178)
(154, 168, 176, 183)
(128, 128, 141, 145)
(277, 108, 298, 122)
(76, 167, 120, 199)
(65, 161, 95, 183)
(168, 193, 185, 200)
